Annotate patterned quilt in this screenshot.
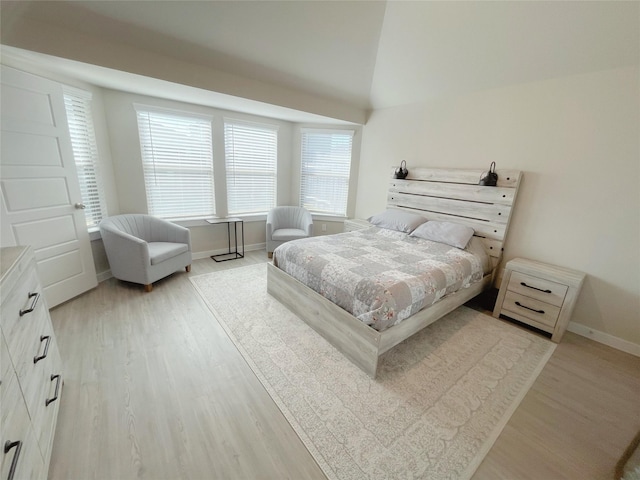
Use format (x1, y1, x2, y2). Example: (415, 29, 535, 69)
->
(272, 227, 490, 332)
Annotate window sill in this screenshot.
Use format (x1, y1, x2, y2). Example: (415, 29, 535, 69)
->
(311, 214, 348, 223)
(88, 228, 101, 241)
(87, 214, 347, 239)
(171, 214, 346, 227)
(172, 214, 269, 227)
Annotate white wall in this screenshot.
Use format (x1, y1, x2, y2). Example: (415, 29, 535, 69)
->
(356, 66, 640, 347)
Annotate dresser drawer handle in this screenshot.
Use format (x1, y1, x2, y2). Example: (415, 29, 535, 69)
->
(515, 301, 545, 314)
(4, 440, 22, 480)
(19, 292, 40, 317)
(34, 335, 51, 364)
(520, 282, 552, 294)
(46, 374, 61, 406)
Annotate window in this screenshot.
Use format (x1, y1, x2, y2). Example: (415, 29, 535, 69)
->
(63, 87, 108, 228)
(224, 119, 277, 215)
(136, 107, 214, 219)
(300, 129, 354, 216)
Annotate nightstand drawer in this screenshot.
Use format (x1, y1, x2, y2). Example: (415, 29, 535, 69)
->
(502, 291, 560, 328)
(508, 271, 567, 307)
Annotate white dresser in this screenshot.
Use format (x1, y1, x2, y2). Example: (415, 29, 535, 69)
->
(493, 257, 585, 342)
(1, 246, 63, 480)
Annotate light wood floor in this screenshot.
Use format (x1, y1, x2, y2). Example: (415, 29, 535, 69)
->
(48, 251, 640, 479)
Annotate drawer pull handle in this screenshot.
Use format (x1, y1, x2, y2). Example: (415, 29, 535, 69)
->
(515, 301, 545, 314)
(520, 282, 552, 294)
(46, 374, 61, 406)
(19, 292, 40, 317)
(34, 335, 51, 364)
(4, 440, 22, 480)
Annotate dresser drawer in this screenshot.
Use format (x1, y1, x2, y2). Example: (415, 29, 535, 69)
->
(508, 271, 567, 307)
(2, 267, 43, 345)
(502, 290, 560, 329)
(24, 340, 62, 463)
(6, 288, 50, 392)
(1, 338, 46, 480)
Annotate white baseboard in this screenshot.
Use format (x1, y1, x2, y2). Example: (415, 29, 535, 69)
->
(96, 269, 112, 283)
(568, 322, 640, 357)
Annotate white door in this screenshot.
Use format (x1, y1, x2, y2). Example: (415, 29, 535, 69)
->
(1, 65, 98, 307)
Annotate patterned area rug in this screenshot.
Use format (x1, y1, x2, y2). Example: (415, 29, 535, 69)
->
(190, 263, 555, 480)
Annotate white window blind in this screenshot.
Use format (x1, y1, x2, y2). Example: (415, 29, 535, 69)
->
(224, 119, 277, 215)
(136, 108, 215, 219)
(63, 88, 108, 228)
(300, 129, 353, 216)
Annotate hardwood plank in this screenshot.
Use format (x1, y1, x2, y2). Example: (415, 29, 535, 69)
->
(393, 205, 508, 241)
(388, 191, 512, 224)
(392, 166, 522, 187)
(389, 179, 516, 205)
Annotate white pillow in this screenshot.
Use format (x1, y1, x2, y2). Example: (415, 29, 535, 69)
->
(410, 221, 475, 249)
(367, 209, 427, 233)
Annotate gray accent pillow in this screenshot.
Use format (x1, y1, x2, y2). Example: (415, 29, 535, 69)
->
(410, 221, 475, 249)
(367, 209, 427, 233)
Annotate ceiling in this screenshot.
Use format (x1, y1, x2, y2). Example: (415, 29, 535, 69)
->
(1, 1, 638, 123)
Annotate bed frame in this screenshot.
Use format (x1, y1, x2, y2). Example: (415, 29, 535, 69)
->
(267, 167, 522, 378)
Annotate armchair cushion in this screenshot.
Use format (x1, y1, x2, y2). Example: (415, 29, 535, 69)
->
(272, 228, 309, 241)
(148, 242, 189, 265)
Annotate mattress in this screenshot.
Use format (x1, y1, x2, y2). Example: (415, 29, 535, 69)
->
(272, 227, 490, 331)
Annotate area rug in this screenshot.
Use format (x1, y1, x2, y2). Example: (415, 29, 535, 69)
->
(190, 263, 556, 480)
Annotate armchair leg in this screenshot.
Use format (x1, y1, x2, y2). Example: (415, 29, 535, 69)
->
(185, 265, 191, 272)
(144, 284, 153, 293)
(268, 252, 273, 259)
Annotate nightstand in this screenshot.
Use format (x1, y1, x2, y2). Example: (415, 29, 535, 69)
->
(343, 218, 371, 232)
(493, 258, 585, 342)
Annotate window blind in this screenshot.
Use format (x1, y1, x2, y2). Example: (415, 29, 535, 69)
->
(224, 119, 277, 215)
(63, 88, 108, 228)
(300, 129, 354, 216)
(136, 108, 215, 219)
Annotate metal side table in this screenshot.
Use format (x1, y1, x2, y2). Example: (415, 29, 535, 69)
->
(206, 217, 245, 262)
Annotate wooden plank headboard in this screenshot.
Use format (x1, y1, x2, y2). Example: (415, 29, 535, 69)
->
(387, 167, 522, 268)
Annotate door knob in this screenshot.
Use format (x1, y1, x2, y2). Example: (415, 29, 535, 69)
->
(75, 203, 86, 209)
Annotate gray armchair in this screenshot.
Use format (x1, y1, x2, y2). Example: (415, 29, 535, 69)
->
(266, 206, 313, 258)
(99, 214, 192, 292)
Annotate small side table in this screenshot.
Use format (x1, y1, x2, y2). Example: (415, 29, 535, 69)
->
(343, 218, 371, 232)
(493, 257, 585, 342)
(206, 217, 245, 262)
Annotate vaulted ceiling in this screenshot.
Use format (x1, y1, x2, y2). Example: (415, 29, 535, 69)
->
(1, 1, 638, 123)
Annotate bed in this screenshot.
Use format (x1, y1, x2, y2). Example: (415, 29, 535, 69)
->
(266, 167, 522, 377)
